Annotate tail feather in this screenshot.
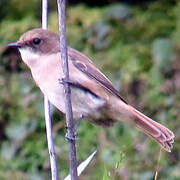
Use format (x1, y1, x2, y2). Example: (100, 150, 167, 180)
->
(129, 106, 174, 152)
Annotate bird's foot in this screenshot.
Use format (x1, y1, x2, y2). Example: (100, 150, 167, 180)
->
(65, 131, 76, 142)
(59, 78, 77, 87)
(65, 115, 85, 141)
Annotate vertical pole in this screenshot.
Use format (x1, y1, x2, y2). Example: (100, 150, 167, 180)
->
(57, 0, 78, 179)
(42, 0, 59, 179)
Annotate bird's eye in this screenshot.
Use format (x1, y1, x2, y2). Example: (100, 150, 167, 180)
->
(32, 38, 41, 45)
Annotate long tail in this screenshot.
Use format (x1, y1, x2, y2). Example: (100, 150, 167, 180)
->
(129, 106, 174, 152)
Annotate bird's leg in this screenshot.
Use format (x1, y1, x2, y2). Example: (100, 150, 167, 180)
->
(59, 78, 75, 141)
(74, 114, 85, 133)
(59, 78, 89, 140)
(65, 115, 85, 141)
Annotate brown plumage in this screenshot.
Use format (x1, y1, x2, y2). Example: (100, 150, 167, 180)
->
(9, 28, 174, 152)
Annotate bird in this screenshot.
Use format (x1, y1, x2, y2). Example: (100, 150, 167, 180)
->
(8, 28, 174, 152)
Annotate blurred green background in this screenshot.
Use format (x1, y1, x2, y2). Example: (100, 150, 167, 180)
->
(0, 0, 180, 179)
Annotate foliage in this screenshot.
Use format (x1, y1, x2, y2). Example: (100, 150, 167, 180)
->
(0, 1, 180, 179)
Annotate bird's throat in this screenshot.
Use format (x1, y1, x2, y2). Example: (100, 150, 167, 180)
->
(19, 48, 40, 67)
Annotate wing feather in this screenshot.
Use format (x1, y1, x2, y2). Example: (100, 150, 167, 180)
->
(68, 47, 128, 104)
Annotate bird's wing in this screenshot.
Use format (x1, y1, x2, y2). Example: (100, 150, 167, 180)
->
(68, 47, 128, 104)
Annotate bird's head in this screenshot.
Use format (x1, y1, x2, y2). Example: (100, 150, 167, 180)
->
(8, 28, 60, 66)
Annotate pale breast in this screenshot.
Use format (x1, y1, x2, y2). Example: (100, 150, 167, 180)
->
(30, 53, 106, 119)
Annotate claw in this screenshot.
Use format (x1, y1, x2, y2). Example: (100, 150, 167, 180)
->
(65, 132, 76, 142)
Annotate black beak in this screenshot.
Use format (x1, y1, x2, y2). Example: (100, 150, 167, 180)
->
(8, 42, 21, 48)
